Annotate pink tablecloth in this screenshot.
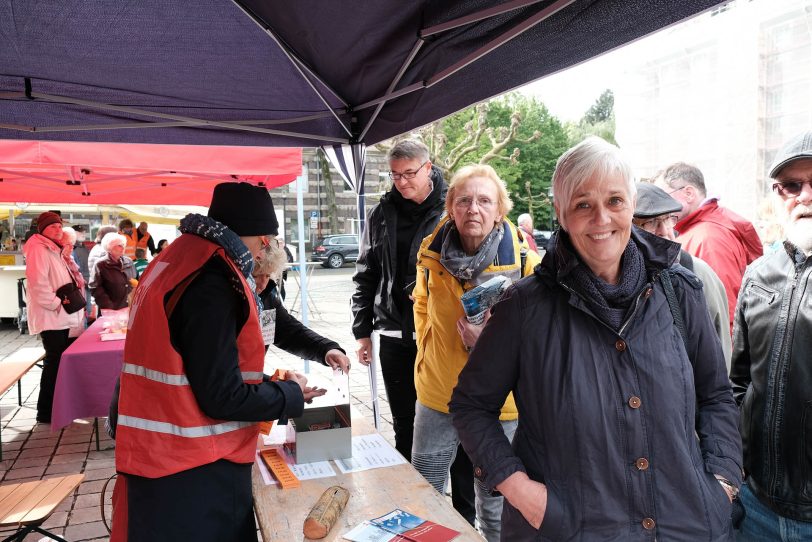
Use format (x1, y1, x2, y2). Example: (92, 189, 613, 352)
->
(52, 318, 125, 431)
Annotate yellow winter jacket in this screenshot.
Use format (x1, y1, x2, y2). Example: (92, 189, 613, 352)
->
(413, 217, 541, 420)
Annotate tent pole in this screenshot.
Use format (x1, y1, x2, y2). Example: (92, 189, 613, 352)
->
(295, 165, 310, 373)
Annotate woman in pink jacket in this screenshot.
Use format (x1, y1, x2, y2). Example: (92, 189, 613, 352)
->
(23, 212, 84, 423)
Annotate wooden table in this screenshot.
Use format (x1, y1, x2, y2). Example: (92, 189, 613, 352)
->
(252, 416, 482, 541)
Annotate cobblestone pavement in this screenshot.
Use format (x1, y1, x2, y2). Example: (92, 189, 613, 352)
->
(0, 266, 395, 541)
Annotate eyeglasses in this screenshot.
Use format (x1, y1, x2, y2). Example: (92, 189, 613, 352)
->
(667, 185, 687, 195)
(388, 161, 427, 181)
(453, 196, 496, 210)
(772, 180, 812, 198)
(259, 236, 280, 249)
(638, 214, 679, 233)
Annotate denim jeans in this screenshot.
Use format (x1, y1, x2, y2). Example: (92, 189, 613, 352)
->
(736, 483, 812, 541)
(412, 402, 517, 542)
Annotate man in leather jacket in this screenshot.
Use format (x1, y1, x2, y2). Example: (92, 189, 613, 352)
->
(731, 130, 812, 539)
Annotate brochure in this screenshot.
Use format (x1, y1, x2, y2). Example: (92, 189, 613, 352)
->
(460, 275, 512, 324)
(343, 509, 459, 542)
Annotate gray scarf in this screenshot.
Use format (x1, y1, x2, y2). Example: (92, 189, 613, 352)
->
(439, 221, 504, 284)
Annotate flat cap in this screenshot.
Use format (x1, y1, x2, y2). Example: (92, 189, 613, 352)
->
(769, 130, 812, 178)
(634, 183, 682, 219)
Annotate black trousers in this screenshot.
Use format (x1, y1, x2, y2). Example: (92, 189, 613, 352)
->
(38, 329, 75, 422)
(127, 459, 257, 542)
(378, 335, 475, 524)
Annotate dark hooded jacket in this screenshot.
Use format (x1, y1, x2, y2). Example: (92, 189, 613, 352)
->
(351, 166, 446, 340)
(450, 228, 742, 541)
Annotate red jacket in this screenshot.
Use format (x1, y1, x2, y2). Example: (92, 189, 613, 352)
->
(675, 200, 762, 332)
(115, 234, 265, 479)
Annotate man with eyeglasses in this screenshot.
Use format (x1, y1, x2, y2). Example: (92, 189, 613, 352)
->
(351, 139, 477, 524)
(730, 131, 812, 540)
(655, 162, 762, 333)
(633, 183, 731, 369)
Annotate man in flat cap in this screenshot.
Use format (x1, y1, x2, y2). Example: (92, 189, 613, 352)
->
(112, 182, 349, 542)
(731, 131, 812, 540)
(633, 183, 731, 369)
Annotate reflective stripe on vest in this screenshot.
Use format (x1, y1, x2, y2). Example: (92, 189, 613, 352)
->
(117, 415, 254, 438)
(122, 363, 263, 385)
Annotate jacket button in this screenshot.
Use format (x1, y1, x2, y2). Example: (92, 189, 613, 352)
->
(635, 458, 649, 470)
(628, 396, 641, 409)
(615, 339, 626, 352)
(642, 517, 656, 530)
(474, 466, 483, 478)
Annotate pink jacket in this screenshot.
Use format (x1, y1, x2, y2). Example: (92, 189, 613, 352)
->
(23, 234, 84, 335)
(675, 199, 763, 332)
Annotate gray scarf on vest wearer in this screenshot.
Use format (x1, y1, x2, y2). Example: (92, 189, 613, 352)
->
(439, 220, 504, 284)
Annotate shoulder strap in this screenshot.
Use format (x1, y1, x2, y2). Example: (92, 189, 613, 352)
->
(659, 270, 690, 357)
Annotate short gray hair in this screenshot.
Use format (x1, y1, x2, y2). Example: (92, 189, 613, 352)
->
(101, 232, 127, 253)
(61, 226, 77, 246)
(553, 136, 636, 229)
(254, 243, 287, 281)
(388, 139, 430, 163)
(517, 213, 532, 228)
(659, 162, 706, 196)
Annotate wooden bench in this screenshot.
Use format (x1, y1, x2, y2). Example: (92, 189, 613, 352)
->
(0, 347, 46, 460)
(0, 473, 84, 542)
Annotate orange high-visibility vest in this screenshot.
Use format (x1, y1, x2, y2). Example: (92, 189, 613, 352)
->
(121, 230, 150, 259)
(115, 234, 265, 478)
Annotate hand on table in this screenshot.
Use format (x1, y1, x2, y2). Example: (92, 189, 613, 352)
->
(356, 337, 373, 367)
(496, 471, 548, 529)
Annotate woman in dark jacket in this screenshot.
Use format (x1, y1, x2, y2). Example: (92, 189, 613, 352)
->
(449, 137, 742, 541)
(90, 232, 136, 311)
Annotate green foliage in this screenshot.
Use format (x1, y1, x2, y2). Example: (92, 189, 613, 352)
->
(567, 89, 616, 146)
(421, 92, 569, 230)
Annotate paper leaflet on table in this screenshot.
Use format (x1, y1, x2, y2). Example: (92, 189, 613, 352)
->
(334, 433, 407, 474)
(343, 509, 460, 542)
(459, 275, 512, 325)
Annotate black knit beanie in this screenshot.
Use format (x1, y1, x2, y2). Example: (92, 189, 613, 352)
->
(208, 182, 279, 236)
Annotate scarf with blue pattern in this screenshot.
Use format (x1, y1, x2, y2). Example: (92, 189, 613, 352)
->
(179, 213, 262, 311)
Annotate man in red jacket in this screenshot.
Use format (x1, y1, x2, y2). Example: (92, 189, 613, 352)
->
(655, 163, 762, 332)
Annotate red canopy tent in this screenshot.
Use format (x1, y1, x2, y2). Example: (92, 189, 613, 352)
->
(0, 140, 302, 206)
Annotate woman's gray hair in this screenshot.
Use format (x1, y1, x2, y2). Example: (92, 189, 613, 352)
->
(552, 136, 636, 229)
(61, 226, 77, 246)
(387, 139, 430, 163)
(101, 232, 127, 253)
(254, 242, 288, 281)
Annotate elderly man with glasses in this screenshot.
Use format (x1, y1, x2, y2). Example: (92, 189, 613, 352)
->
(633, 183, 731, 369)
(351, 139, 478, 525)
(655, 162, 762, 334)
(730, 131, 812, 540)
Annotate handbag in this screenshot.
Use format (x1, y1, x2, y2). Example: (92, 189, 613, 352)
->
(56, 271, 86, 315)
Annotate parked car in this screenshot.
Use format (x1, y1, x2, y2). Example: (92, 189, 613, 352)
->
(311, 234, 359, 268)
(533, 230, 553, 251)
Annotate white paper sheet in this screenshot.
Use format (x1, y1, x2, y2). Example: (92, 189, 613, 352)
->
(334, 433, 407, 474)
(255, 447, 337, 486)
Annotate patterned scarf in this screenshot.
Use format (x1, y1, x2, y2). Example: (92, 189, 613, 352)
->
(179, 214, 262, 310)
(439, 220, 505, 283)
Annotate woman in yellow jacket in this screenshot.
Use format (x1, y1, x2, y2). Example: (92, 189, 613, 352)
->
(412, 164, 540, 542)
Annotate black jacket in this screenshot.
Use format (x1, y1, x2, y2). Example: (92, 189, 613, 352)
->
(90, 255, 136, 310)
(451, 229, 742, 541)
(351, 166, 446, 339)
(731, 243, 812, 521)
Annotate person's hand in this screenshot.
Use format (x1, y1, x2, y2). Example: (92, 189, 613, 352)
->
(714, 475, 736, 503)
(496, 471, 548, 529)
(284, 370, 327, 403)
(456, 310, 490, 349)
(356, 337, 373, 367)
(325, 349, 351, 373)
